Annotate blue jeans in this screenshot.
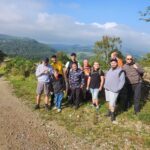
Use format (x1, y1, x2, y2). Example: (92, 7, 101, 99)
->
(54, 92, 64, 109)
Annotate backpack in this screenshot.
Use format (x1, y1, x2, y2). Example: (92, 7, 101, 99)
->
(90, 68, 103, 76)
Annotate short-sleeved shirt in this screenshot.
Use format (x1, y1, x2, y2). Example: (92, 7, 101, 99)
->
(89, 69, 104, 89)
(51, 61, 63, 75)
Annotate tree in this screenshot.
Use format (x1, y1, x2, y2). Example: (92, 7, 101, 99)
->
(140, 53, 150, 67)
(139, 6, 150, 22)
(56, 51, 69, 64)
(94, 36, 122, 64)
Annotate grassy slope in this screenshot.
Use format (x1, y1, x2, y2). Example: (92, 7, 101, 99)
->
(3, 72, 149, 149)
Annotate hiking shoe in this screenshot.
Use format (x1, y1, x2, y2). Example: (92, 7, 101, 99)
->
(111, 112, 115, 122)
(52, 106, 57, 110)
(45, 104, 50, 111)
(34, 104, 40, 110)
(74, 105, 79, 110)
(105, 110, 111, 117)
(57, 109, 61, 113)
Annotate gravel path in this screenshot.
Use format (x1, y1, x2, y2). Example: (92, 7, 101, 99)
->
(0, 77, 92, 150)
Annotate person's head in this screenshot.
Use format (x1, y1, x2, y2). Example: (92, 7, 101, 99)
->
(111, 51, 118, 59)
(93, 61, 100, 70)
(110, 58, 118, 69)
(126, 55, 133, 65)
(54, 69, 59, 77)
(83, 59, 89, 67)
(71, 62, 78, 71)
(42, 57, 49, 66)
(70, 53, 77, 62)
(51, 55, 57, 63)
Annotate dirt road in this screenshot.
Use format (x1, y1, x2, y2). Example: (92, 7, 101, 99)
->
(0, 77, 63, 150)
(0, 77, 91, 150)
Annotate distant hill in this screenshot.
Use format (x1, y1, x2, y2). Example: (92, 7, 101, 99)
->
(50, 44, 93, 53)
(0, 34, 56, 59)
(50, 43, 147, 59)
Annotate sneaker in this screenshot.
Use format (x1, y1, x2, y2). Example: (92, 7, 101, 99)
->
(105, 110, 111, 117)
(45, 104, 50, 111)
(57, 109, 61, 113)
(34, 104, 40, 110)
(96, 105, 99, 110)
(52, 106, 57, 110)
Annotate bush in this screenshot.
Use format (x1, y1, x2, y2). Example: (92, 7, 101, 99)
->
(5, 57, 35, 77)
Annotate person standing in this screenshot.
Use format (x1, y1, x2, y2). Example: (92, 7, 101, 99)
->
(111, 51, 123, 67)
(50, 55, 64, 106)
(82, 59, 91, 101)
(69, 63, 84, 109)
(86, 62, 104, 109)
(64, 53, 81, 103)
(123, 55, 144, 114)
(35, 57, 53, 110)
(104, 58, 125, 121)
(51, 55, 64, 75)
(51, 69, 66, 112)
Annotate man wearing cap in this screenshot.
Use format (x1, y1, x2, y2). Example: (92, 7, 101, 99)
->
(104, 58, 125, 122)
(64, 53, 81, 78)
(35, 57, 53, 110)
(64, 53, 81, 103)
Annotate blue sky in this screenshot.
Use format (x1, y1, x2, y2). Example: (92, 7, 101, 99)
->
(0, 0, 149, 52)
(45, 0, 150, 32)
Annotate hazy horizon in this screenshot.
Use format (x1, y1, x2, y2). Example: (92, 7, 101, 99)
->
(0, 0, 149, 53)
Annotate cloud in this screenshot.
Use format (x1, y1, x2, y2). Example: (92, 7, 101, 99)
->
(91, 22, 118, 29)
(0, 0, 149, 53)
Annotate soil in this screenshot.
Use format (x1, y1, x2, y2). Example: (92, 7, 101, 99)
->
(0, 77, 91, 150)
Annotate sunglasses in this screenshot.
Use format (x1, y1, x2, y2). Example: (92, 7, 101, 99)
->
(127, 58, 132, 60)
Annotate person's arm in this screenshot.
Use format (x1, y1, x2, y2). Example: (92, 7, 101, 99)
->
(35, 65, 44, 77)
(64, 62, 69, 81)
(80, 72, 84, 88)
(99, 75, 104, 91)
(133, 63, 144, 75)
(118, 71, 125, 91)
(86, 76, 91, 90)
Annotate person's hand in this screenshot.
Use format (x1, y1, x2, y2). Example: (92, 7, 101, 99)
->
(133, 64, 138, 69)
(86, 87, 89, 91)
(44, 70, 49, 74)
(80, 85, 83, 89)
(99, 87, 102, 91)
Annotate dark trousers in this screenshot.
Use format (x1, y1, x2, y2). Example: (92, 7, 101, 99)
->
(70, 88, 81, 107)
(126, 83, 142, 113)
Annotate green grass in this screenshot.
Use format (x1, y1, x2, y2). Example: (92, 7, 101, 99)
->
(3, 73, 150, 149)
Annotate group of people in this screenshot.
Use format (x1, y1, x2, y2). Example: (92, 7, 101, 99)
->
(35, 52, 144, 122)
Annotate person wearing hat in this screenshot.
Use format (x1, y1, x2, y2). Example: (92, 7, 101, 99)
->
(104, 58, 125, 122)
(35, 57, 53, 110)
(64, 53, 81, 104)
